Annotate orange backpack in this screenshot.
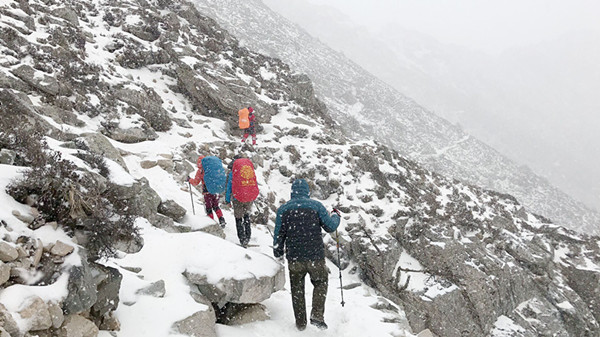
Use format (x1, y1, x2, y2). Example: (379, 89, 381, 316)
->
(238, 108, 250, 129)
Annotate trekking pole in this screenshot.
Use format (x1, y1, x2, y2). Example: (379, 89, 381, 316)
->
(188, 181, 195, 215)
(336, 230, 345, 307)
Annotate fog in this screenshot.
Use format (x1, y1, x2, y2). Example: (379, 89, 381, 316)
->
(263, 0, 600, 211)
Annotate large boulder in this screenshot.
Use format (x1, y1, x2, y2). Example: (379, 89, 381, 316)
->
(101, 123, 158, 144)
(401, 288, 484, 337)
(172, 308, 216, 337)
(215, 303, 269, 325)
(18, 296, 52, 331)
(563, 266, 600, 322)
(58, 315, 99, 337)
(113, 87, 172, 132)
(0, 262, 10, 285)
(0, 303, 20, 337)
(35, 105, 84, 127)
(184, 261, 285, 306)
(63, 255, 96, 315)
(80, 133, 129, 172)
(0, 149, 16, 165)
(48, 301, 64, 329)
(158, 200, 187, 222)
(107, 177, 161, 220)
(135, 280, 166, 298)
(10, 65, 60, 96)
(0, 242, 18, 262)
(0, 90, 64, 140)
(0, 71, 30, 92)
(91, 264, 122, 320)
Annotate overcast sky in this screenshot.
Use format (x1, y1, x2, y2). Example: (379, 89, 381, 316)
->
(300, 0, 600, 54)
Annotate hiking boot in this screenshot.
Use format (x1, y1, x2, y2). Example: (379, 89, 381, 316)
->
(310, 318, 328, 330)
(296, 323, 306, 331)
(219, 217, 226, 228)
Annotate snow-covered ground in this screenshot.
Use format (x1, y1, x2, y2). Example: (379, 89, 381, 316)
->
(0, 98, 415, 337)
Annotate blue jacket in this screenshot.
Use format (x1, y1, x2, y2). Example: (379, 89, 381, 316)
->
(273, 179, 340, 262)
(225, 171, 234, 203)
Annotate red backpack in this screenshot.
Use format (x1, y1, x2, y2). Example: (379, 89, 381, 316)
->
(231, 158, 259, 202)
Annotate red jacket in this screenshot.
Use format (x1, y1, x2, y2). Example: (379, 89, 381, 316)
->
(249, 113, 256, 128)
(189, 157, 208, 192)
(189, 168, 204, 187)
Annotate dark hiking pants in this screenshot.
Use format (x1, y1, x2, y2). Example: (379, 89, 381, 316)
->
(233, 200, 252, 245)
(288, 259, 328, 327)
(235, 214, 252, 246)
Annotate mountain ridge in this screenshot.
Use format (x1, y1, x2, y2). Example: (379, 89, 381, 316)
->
(192, 0, 600, 234)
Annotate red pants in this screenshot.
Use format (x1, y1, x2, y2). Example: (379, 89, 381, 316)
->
(242, 126, 256, 144)
(204, 193, 223, 219)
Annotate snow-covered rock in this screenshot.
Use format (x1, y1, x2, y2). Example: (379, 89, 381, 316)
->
(58, 315, 99, 337)
(0, 242, 18, 262)
(49, 241, 74, 257)
(184, 264, 285, 306)
(172, 309, 217, 337)
(135, 280, 165, 298)
(157, 200, 187, 222)
(18, 296, 52, 331)
(0, 262, 9, 286)
(0, 304, 19, 337)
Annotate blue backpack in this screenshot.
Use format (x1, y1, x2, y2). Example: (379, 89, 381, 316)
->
(201, 156, 226, 194)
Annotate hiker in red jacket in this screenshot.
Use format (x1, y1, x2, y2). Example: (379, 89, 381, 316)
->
(188, 156, 226, 227)
(240, 106, 257, 145)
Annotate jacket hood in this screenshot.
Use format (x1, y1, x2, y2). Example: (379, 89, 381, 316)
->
(291, 179, 310, 199)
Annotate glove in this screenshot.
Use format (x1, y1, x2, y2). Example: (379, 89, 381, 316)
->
(331, 208, 341, 217)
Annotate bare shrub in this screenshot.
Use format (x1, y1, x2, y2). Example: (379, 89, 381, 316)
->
(5, 133, 139, 259)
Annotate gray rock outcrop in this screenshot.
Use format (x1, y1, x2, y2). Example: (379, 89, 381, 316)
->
(107, 177, 161, 221)
(58, 315, 99, 337)
(0, 149, 16, 165)
(0, 303, 20, 337)
(173, 308, 217, 337)
(91, 265, 122, 321)
(158, 200, 187, 222)
(63, 256, 97, 315)
(0, 262, 10, 285)
(184, 264, 285, 306)
(216, 303, 269, 325)
(0, 242, 18, 262)
(80, 133, 129, 172)
(136, 280, 166, 298)
(18, 296, 52, 331)
(10, 65, 60, 96)
(50, 241, 74, 257)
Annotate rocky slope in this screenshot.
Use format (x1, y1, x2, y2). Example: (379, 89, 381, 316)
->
(1, 0, 600, 336)
(192, 0, 600, 235)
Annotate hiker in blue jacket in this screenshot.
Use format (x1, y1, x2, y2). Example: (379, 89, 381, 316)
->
(273, 178, 340, 331)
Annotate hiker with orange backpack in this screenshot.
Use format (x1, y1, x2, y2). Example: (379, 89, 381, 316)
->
(188, 155, 227, 227)
(238, 106, 257, 145)
(225, 155, 259, 247)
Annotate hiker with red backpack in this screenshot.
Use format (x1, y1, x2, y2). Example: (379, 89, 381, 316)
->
(238, 106, 256, 145)
(225, 155, 259, 247)
(188, 155, 227, 227)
